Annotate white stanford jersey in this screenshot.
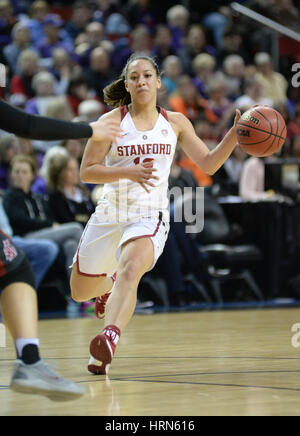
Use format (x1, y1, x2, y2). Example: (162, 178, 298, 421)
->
(101, 106, 177, 220)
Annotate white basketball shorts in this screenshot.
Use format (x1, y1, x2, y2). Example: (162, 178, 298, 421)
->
(73, 202, 170, 277)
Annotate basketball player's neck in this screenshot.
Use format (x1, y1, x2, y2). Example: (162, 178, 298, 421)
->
(129, 101, 158, 124)
(128, 102, 159, 132)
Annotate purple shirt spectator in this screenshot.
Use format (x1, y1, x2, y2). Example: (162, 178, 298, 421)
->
(36, 14, 74, 59)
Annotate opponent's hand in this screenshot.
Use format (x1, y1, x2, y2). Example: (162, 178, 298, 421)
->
(90, 118, 123, 143)
(128, 161, 159, 193)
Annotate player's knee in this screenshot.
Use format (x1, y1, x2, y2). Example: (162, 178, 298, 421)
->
(119, 259, 144, 284)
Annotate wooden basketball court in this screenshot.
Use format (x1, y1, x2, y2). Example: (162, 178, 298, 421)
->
(1, 307, 300, 416)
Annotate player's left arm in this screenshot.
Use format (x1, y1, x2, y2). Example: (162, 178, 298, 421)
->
(169, 110, 241, 175)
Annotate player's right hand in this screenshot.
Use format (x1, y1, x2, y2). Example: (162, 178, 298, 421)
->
(128, 161, 159, 193)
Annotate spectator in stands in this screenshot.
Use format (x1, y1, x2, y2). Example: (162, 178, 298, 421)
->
(33, 145, 69, 195)
(3, 154, 83, 281)
(289, 134, 300, 158)
(30, 96, 74, 153)
(272, 101, 292, 148)
(3, 22, 33, 75)
(178, 24, 216, 75)
(192, 53, 216, 100)
(0, 134, 21, 190)
(36, 13, 74, 60)
(286, 85, 300, 119)
(45, 96, 74, 121)
(123, 0, 157, 32)
(222, 146, 248, 194)
(61, 138, 84, 164)
(287, 105, 300, 142)
(234, 77, 273, 111)
(110, 24, 152, 72)
(207, 73, 232, 120)
(78, 99, 105, 123)
(166, 4, 190, 51)
(254, 52, 288, 104)
(194, 115, 218, 152)
(25, 71, 57, 116)
(64, 1, 92, 41)
(161, 55, 182, 96)
(92, 0, 119, 24)
(241, 0, 279, 54)
(77, 21, 106, 68)
(23, 0, 49, 44)
(84, 46, 114, 100)
(0, 0, 17, 46)
(216, 25, 251, 68)
(10, 49, 40, 99)
(46, 153, 94, 227)
(66, 73, 93, 115)
(0, 196, 59, 289)
(151, 25, 177, 68)
(48, 47, 73, 96)
(239, 155, 286, 201)
(105, 12, 131, 40)
(274, 0, 299, 32)
(222, 54, 246, 101)
(188, 0, 232, 49)
(169, 75, 218, 124)
(239, 156, 271, 200)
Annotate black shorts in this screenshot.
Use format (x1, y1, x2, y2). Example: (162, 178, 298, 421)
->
(0, 256, 36, 294)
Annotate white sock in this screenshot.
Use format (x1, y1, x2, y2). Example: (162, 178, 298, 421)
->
(15, 338, 40, 358)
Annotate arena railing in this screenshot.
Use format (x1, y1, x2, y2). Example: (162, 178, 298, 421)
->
(230, 2, 300, 69)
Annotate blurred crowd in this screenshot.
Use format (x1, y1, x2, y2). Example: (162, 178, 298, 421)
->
(0, 0, 299, 305)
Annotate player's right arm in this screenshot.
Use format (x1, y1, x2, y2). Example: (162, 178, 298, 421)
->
(80, 110, 158, 189)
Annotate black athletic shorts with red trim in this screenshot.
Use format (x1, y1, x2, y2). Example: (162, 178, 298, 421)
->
(0, 231, 36, 293)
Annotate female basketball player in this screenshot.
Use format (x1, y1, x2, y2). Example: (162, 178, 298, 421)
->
(70, 53, 241, 375)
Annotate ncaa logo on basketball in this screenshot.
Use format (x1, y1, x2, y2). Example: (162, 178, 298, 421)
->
(237, 128, 250, 137)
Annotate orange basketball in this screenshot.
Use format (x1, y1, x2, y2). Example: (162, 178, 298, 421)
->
(236, 106, 287, 157)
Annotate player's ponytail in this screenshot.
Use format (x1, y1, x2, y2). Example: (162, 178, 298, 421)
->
(103, 76, 131, 108)
(103, 53, 161, 108)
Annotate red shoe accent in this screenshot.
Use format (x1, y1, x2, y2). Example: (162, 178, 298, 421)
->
(94, 272, 116, 319)
(88, 325, 120, 375)
(94, 292, 111, 319)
